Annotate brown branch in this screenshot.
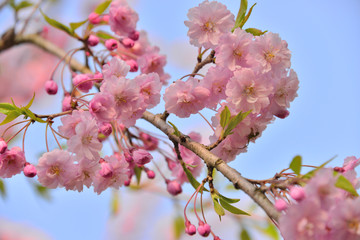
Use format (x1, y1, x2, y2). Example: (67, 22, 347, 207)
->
(0, 32, 280, 221)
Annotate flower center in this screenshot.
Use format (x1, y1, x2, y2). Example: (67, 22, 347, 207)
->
(244, 86, 255, 96)
(233, 49, 243, 59)
(264, 51, 275, 62)
(82, 135, 93, 144)
(297, 218, 314, 236)
(348, 220, 360, 235)
(203, 21, 215, 32)
(49, 166, 61, 176)
(115, 95, 127, 105)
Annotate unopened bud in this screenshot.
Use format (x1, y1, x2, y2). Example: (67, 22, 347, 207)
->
(274, 198, 288, 211)
(289, 186, 306, 202)
(23, 163, 37, 178)
(126, 59, 138, 72)
(185, 224, 196, 236)
(166, 180, 182, 196)
(0, 138, 7, 154)
(120, 38, 135, 48)
(99, 162, 113, 178)
(128, 30, 139, 41)
(102, 15, 109, 23)
(105, 39, 118, 51)
(88, 35, 99, 47)
(146, 169, 155, 179)
(197, 221, 211, 237)
(45, 80, 58, 95)
(88, 12, 101, 24)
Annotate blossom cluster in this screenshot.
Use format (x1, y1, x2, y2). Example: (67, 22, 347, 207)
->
(164, 0, 299, 162)
(278, 156, 360, 240)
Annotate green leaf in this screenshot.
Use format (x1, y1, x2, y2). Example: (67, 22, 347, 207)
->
(134, 166, 142, 185)
(0, 179, 6, 199)
(218, 193, 240, 203)
(223, 110, 251, 137)
(14, 1, 32, 11)
(220, 106, 231, 129)
(94, 0, 112, 14)
(335, 175, 359, 196)
(168, 121, 181, 137)
(24, 92, 35, 109)
(239, 3, 257, 29)
(34, 183, 51, 201)
(70, 20, 87, 32)
(21, 108, 46, 123)
(0, 111, 21, 125)
(290, 155, 302, 175)
(181, 164, 208, 192)
(255, 222, 280, 240)
(232, 0, 248, 31)
(240, 228, 251, 240)
(96, 31, 114, 40)
(40, 9, 73, 36)
(219, 198, 250, 215)
(110, 191, 120, 215)
(212, 194, 225, 217)
(0, 103, 17, 115)
(245, 28, 267, 36)
(173, 216, 185, 240)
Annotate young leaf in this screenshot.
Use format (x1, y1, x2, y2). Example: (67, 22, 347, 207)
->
(94, 0, 112, 14)
(168, 121, 181, 137)
(220, 106, 231, 129)
(21, 108, 46, 123)
(335, 175, 359, 196)
(218, 193, 240, 203)
(40, 9, 73, 36)
(223, 110, 251, 137)
(14, 1, 33, 11)
(245, 28, 267, 36)
(173, 216, 185, 240)
(24, 92, 35, 109)
(302, 156, 336, 179)
(0, 103, 17, 115)
(239, 3, 257, 29)
(181, 164, 208, 192)
(254, 222, 280, 240)
(134, 166, 142, 185)
(240, 228, 251, 240)
(212, 195, 225, 217)
(232, 0, 248, 31)
(34, 183, 51, 201)
(110, 191, 120, 215)
(289, 155, 302, 175)
(0, 179, 6, 199)
(219, 198, 250, 215)
(70, 20, 87, 32)
(0, 111, 21, 125)
(96, 31, 114, 40)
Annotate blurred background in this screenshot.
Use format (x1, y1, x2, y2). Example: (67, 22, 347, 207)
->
(0, 0, 359, 239)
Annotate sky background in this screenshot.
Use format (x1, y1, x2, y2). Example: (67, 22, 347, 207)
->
(0, 0, 359, 239)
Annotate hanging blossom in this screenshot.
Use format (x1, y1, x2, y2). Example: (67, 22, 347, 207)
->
(184, 0, 235, 49)
(109, 0, 139, 36)
(0, 147, 26, 178)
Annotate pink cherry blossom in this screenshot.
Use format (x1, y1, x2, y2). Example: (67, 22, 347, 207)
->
(36, 149, 77, 189)
(89, 92, 117, 123)
(109, 0, 138, 36)
(0, 147, 26, 178)
(93, 154, 129, 194)
(72, 73, 93, 93)
(164, 78, 210, 118)
(134, 73, 162, 109)
(184, 0, 235, 49)
(132, 149, 153, 166)
(215, 28, 254, 71)
(102, 57, 130, 81)
(58, 110, 92, 138)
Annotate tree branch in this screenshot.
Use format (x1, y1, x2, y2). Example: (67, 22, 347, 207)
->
(0, 33, 280, 221)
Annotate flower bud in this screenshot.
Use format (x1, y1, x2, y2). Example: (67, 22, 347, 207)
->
(274, 109, 290, 119)
(166, 180, 182, 196)
(290, 186, 306, 202)
(132, 149, 152, 166)
(88, 12, 101, 24)
(62, 94, 72, 111)
(198, 222, 211, 237)
(124, 151, 133, 163)
(99, 123, 113, 137)
(93, 71, 103, 83)
(124, 179, 131, 186)
(126, 59, 138, 72)
(128, 30, 139, 41)
(146, 169, 155, 179)
(88, 35, 99, 47)
(23, 163, 37, 178)
(102, 15, 109, 23)
(185, 224, 196, 236)
(274, 198, 288, 211)
(0, 138, 7, 154)
(73, 74, 93, 93)
(99, 162, 113, 178)
(166, 157, 177, 171)
(45, 80, 58, 95)
(120, 38, 135, 48)
(105, 39, 118, 51)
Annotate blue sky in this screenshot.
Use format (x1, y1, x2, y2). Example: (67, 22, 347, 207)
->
(0, 0, 359, 239)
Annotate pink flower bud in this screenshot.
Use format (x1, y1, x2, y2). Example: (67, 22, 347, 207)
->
(166, 180, 182, 196)
(23, 163, 37, 178)
(185, 224, 196, 236)
(45, 80, 58, 95)
(197, 222, 211, 237)
(105, 39, 118, 51)
(128, 30, 139, 41)
(334, 166, 345, 173)
(132, 149, 152, 166)
(166, 157, 177, 171)
(274, 198, 288, 211)
(99, 162, 113, 178)
(290, 186, 306, 202)
(93, 71, 103, 83)
(124, 151, 133, 163)
(99, 123, 112, 137)
(72, 74, 93, 93)
(146, 169, 155, 179)
(0, 138, 7, 154)
(120, 38, 135, 48)
(214, 236, 222, 240)
(274, 109, 290, 119)
(126, 59, 138, 72)
(62, 94, 72, 111)
(88, 35, 99, 47)
(102, 15, 109, 23)
(88, 12, 101, 24)
(124, 179, 131, 186)
(139, 132, 158, 151)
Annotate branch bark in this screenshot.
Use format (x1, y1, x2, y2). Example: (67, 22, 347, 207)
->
(0, 33, 280, 221)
